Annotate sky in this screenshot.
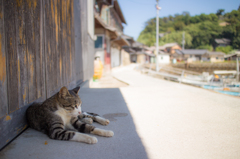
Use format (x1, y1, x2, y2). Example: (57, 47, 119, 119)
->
(118, 0, 240, 41)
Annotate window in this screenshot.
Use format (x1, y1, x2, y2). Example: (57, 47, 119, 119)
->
(95, 35, 104, 48)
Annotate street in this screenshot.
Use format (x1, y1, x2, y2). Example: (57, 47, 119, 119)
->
(1, 64, 240, 159)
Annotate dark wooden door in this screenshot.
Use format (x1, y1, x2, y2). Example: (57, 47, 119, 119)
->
(0, 0, 78, 150)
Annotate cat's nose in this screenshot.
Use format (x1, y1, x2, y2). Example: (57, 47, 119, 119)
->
(78, 112, 81, 114)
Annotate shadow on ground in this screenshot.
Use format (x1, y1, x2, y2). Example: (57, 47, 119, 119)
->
(0, 87, 148, 159)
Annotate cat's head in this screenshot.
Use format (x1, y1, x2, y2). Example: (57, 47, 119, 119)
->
(57, 86, 82, 116)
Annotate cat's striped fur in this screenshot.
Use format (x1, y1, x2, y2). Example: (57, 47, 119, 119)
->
(26, 86, 113, 144)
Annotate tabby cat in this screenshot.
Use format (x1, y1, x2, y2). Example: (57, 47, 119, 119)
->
(26, 86, 113, 144)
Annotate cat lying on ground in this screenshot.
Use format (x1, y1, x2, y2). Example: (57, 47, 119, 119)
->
(26, 86, 113, 144)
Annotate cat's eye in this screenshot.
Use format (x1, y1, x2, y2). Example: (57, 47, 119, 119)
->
(75, 105, 78, 109)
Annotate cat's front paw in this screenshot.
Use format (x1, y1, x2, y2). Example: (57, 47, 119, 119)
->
(105, 130, 114, 137)
(86, 136, 98, 144)
(91, 128, 114, 137)
(96, 116, 110, 125)
(102, 119, 110, 126)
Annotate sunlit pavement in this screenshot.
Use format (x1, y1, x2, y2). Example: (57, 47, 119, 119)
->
(112, 64, 240, 159)
(1, 64, 240, 159)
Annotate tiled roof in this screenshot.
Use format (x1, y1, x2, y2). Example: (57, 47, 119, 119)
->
(181, 49, 208, 55)
(158, 43, 179, 50)
(175, 49, 184, 55)
(215, 38, 231, 44)
(206, 51, 225, 55)
(164, 43, 179, 48)
(132, 41, 144, 47)
(224, 51, 240, 58)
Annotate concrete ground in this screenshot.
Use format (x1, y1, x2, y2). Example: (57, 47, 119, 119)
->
(1, 64, 240, 159)
(90, 74, 128, 88)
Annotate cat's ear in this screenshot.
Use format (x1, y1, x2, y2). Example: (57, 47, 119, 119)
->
(59, 86, 70, 98)
(72, 86, 80, 94)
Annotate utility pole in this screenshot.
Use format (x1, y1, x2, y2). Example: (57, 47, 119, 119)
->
(237, 56, 239, 82)
(155, 0, 161, 72)
(182, 31, 185, 50)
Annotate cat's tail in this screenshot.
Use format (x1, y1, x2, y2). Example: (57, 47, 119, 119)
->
(26, 102, 42, 130)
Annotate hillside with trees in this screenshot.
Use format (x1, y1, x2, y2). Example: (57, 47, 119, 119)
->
(137, 7, 240, 53)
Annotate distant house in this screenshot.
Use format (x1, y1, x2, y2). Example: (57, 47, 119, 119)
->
(224, 51, 240, 61)
(175, 49, 208, 62)
(122, 40, 155, 64)
(174, 49, 225, 63)
(219, 22, 230, 26)
(158, 51, 170, 64)
(213, 38, 231, 50)
(202, 52, 225, 62)
(158, 43, 182, 54)
(120, 34, 134, 66)
(94, 0, 129, 72)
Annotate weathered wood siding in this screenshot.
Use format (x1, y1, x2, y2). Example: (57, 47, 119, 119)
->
(0, 0, 7, 119)
(44, 0, 76, 97)
(0, 0, 94, 150)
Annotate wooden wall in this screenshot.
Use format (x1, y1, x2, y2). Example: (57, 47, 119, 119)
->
(0, 0, 94, 149)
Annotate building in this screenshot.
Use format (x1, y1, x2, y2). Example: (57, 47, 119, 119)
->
(175, 49, 207, 62)
(158, 43, 182, 54)
(202, 52, 225, 62)
(224, 51, 240, 61)
(94, 0, 129, 72)
(213, 38, 231, 50)
(122, 40, 155, 64)
(175, 49, 225, 63)
(158, 51, 170, 64)
(0, 0, 96, 149)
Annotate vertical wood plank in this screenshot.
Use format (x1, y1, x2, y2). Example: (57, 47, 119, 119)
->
(5, 0, 19, 113)
(45, 0, 52, 97)
(61, 0, 67, 87)
(73, 0, 84, 85)
(81, 0, 88, 81)
(15, 0, 28, 107)
(40, 0, 46, 101)
(25, 0, 41, 103)
(0, 0, 8, 118)
(45, 0, 60, 97)
(70, 0, 75, 83)
(66, 0, 72, 84)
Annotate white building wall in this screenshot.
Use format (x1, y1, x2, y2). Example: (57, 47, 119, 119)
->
(111, 47, 120, 67)
(158, 54, 170, 64)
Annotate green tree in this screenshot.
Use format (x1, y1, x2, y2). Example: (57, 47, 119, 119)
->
(232, 34, 240, 49)
(160, 31, 192, 48)
(196, 45, 213, 51)
(137, 9, 239, 49)
(174, 21, 185, 30)
(216, 9, 225, 16)
(184, 21, 222, 48)
(216, 46, 233, 54)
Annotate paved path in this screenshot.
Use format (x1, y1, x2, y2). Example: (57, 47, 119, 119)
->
(1, 64, 240, 159)
(90, 74, 128, 88)
(112, 64, 240, 159)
